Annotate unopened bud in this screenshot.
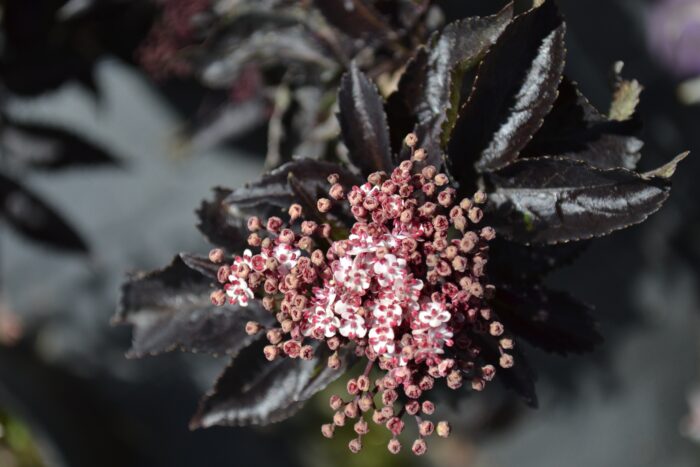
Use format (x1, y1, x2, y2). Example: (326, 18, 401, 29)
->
(388, 438, 402, 454)
(288, 203, 303, 221)
(348, 437, 362, 454)
(245, 321, 261, 335)
(404, 133, 418, 147)
(317, 198, 332, 213)
(412, 439, 427, 456)
(412, 148, 427, 161)
(210, 290, 226, 306)
(419, 420, 434, 437)
(500, 353, 514, 368)
(329, 394, 343, 411)
(436, 421, 451, 438)
(321, 423, 335, 438)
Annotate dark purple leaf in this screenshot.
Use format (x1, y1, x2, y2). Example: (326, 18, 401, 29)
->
(489, 238, 589, 281)
(495, 284, 601, 355)
(190, 343, 353, 428)
(389, 5, 513, 163)
(182, 98, 269, 153)
(0, 172, 88, 253)
(1, 117, 120, 170)
(337, 63, 393, 176)
(522, 78, 643, 170)
(116, 255, 273, 357)
(448, 0, 566, 177)
(314, 0, 391, 40)
(196, 188, 251, 252)
(225, 159, 358, 208)
(487, 156, 681, 244)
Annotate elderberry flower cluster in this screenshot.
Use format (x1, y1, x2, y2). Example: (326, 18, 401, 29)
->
(209, 135, 514, 455)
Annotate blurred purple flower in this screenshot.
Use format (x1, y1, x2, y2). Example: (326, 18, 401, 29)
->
(647, 0, 700, 77)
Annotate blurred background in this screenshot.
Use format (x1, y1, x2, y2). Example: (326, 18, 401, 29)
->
(0, 0, 699, 466)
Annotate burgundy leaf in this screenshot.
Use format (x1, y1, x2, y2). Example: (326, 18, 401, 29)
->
(448, 0, 566, 177)
(495, 284, 602, 355)
(337, 63, 393, 176)
(389, 5, 513, 163)
(0, 172, 88, 253)
(116, 256, 273, 358)
(489, 238, 589, 281)
(190, 344, 353, 428)
(225, 159, 357, 208)
(196, 188, 251, 252)
(522, 78, 643, 170)
(487, 156, 681, 244)
(314, 0, 391, 40)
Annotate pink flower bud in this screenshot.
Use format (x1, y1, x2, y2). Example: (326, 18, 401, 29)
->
(245, 321, 261, 335)
(329, 394, 343, 411)
(263, 345, 279, 361)
(317, 198, 332, 213)
(288, 203, 303, 221)
(411, 439, 427, 456)
(247, 216, 261, 232)
(321, 423, 334, 438)
(412, 148, 427, 161)
(348, 438, 362, 454)
(354, 419, 369, 435)
(208, 248, 225, 264)
(500, 353, 514, 368)
(210, 290, 226, 306)
(421, 401, 435, 415)
(266, 216, 283, 233)
(419, 420, 434, 437)
(386, 417, 405, 435)
(406, 400, 420, 415)
(404, 133, 418, 147)
(357, 375, 370, 392)
(346, 378, 359, 395)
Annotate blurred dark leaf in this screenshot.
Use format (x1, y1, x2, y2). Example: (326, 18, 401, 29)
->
(495, 284, 601, 355)
(487, 156, 677, 244)
(116, 255, 273, 357)
(522, 78, 642, 170)
(489, 238, 589, 281)
(337, 63, 393, 176)
(199, 23, 338, 89)
(0, 172, 88, 253)
(1, 117, 120, 170)
(448, 0, 565, 178)
(314, 0, 391, 40)
(0, 0, 154, 96)
(190, 343, 351, 428)
(181, 98, 270, 154)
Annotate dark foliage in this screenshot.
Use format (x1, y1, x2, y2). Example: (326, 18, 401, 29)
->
(119, 0, 685, 428)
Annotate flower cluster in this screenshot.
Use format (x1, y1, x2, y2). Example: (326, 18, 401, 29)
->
(209, 135, 514, 455)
